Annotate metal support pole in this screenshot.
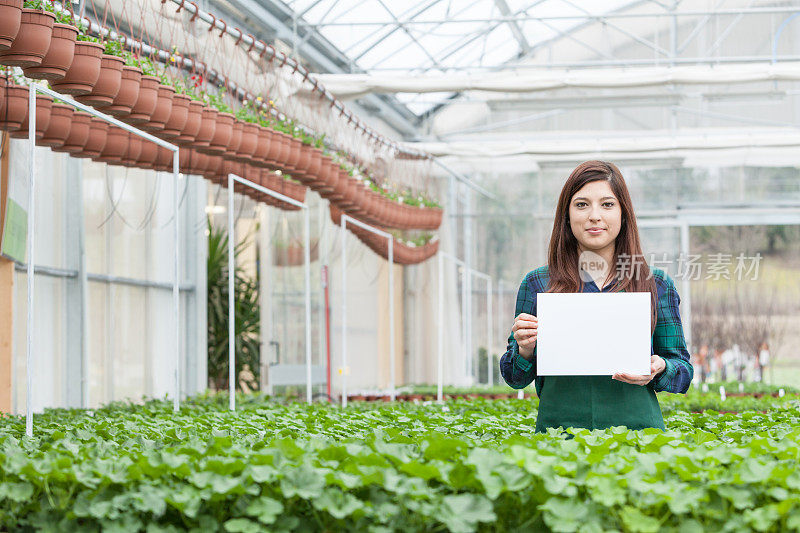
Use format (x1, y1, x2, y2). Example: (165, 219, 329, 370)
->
(228, 174, 235, 411)
(25, 85, 36, 438)
(303, 207, 312, 404)
(388, 240, 395, 401)
(437, 252, 444, 402)
(173, 151, 180, 413)
(340, 216, 347, 408)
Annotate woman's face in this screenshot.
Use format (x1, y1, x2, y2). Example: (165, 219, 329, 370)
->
(568, 179, 622, 255)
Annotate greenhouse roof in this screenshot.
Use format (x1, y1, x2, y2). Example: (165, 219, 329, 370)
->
(281, 0, 636, 113)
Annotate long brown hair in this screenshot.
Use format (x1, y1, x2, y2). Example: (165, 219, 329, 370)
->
(546, 160, 658, 333)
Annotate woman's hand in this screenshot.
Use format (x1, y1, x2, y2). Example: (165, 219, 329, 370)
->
(512, 313, 538, 359)
(612, 355, 666, 386)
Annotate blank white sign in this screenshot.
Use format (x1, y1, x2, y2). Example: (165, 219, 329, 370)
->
(536, 292, 651, 376)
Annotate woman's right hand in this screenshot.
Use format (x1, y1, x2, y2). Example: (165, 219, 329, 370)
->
(512, 313, 538, 359)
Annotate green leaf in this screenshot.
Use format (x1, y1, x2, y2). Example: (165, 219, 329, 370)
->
(540, 497, 590, 533)
(620, 506, 661, 533)
(245, 496, 283, 525)
(313, 488, 364, 519)
(224, 518, 262, 533)
(280, 465, 325, 499)
(0, 481, 34, 502)
(438, 493, 496, 533)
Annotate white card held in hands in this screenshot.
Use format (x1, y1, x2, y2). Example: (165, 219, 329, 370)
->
(536, 292, 651, 376)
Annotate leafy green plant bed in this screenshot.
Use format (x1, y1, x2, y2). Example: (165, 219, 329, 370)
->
(2, 396, 799, 531)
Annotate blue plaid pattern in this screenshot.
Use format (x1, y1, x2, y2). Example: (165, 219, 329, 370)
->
(499, 266, 693, 395)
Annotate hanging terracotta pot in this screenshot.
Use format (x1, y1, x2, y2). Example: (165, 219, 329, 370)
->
(0, 8, 54, 67)
(141, 84, 174, 132)
(0, 0, 22, 51)
(293, 147, 321, 186)
(38, 103, 73, 148)
(261, 128, 282, 168)
(0, 83, 28, 131)
(282, 136, 302, 172)
(153, 145, 175, 172)
(9, 93, 52, 140)
(203, 154, 224, 181)
(224, 161, 246, 189)
(338, 176, 359, 210)
(125, 74, 159, 124)
(273, 132, 291, 173)
(233, 122, 258, 163)
(94, 126, 127, 163)
(160, 93, 190, 138)
(202, 111, 234, 155)
(225, 119, 243, 158)
(73, 117, 108, 159)
(178, 147, 198, 174)
(174, 99, 202, 145)
(421, 207, 443, 230)
(193, 106, 217, 149)
(106, 65, 142, 117)
(250, 125, 271, 167)
(51, 110, 91, 153)
(50, 41, 103, 95)
(75, 54, 123, 107)
(318, 158, 340, 195)
(22, 22, 78, 80)
(135, 139, 159, 170)
(121, 132, 142, 167)
(191, 150, 210, 174)
(292, 142, 313, 174)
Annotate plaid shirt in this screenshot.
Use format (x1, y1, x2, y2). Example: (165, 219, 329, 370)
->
(499, 266, 693, 395)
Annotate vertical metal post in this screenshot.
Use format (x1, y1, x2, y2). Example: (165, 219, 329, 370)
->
(487, 278, 493, 386)
(228, 174, 235, 411)
(173, 151, 181, 412)
(25, 85, 37, 437)
(437, 252, 444, 402)
(340, 216, 347, 408)
(303, 207, 312, 403)
(388, 239, 395, 401)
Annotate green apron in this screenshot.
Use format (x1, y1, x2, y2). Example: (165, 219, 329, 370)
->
(534, 375, 665, 433)
(533, 273, 666, 433)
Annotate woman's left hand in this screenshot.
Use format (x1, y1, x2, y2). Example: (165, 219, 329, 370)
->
(612, 355, 666, 386)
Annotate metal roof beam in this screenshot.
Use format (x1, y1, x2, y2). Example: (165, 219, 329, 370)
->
(218, 0, 419, 135)
(493, 0, 532, 55)
(306, 7, 800, 26)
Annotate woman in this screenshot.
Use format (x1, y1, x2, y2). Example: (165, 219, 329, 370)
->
(499, 161, 693, 432)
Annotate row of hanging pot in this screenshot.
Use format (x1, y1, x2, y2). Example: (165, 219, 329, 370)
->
(0, 4, 444, 232)
(328, 205, 439, 266)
